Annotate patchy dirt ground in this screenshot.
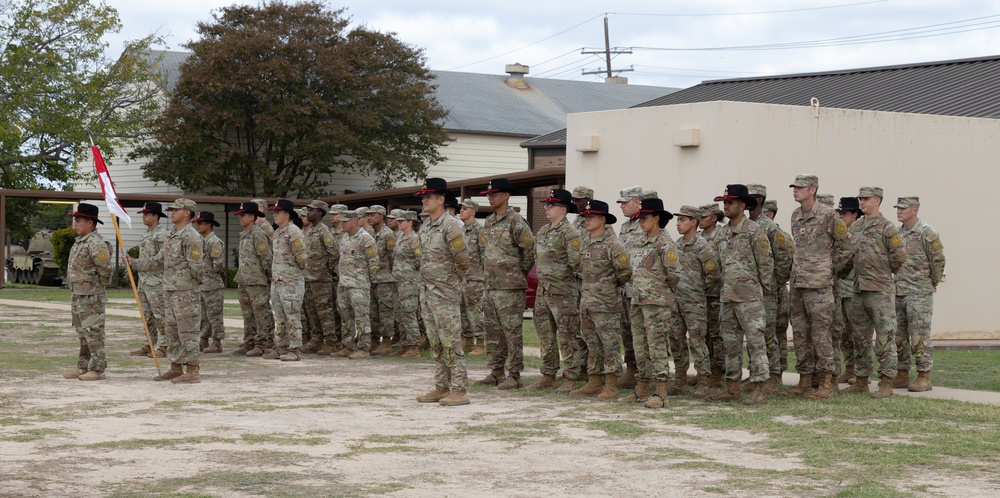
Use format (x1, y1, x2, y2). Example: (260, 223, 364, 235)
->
(1, 303, 999, 497)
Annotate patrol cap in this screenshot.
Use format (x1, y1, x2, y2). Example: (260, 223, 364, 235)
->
(789, 175, 819, 188)
(68, 202, 103, 224)
(368, 205, 386, 215)
(747, 184, 767, 197)
(341, 210, 362, 220)
(762, 200, 778, 213)
(419, 210, 430, 218)
(571, 186, 594, 200)
(329, 204, 348, 214)
(396, 211, 418, 222)
(857, 186, 884, 199)
(893, 196, 920, 208)
(617, 186, 642, 203)
(356, 207, 370, 215)
(640, 189, 658, 200)
(699, 203, 723, 218)
(460, 198, 479, 211)
(295, 207, 308, 219)
(307, 200, 329, 214)
(251, 198, 268, 212)
(675, 205, 702, 219)
(817, 194, 835, 207)
(387, 209, 402, 219)
(166, 198, 197, 212)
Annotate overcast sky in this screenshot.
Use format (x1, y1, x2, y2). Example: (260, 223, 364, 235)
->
(103, 0, 1000, 89)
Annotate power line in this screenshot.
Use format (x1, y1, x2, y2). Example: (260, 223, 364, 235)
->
(605, 0, 887, 18)
(445, 14, 603, 70)
(632, 64, 765, 75)
(530, 48, 585, 69)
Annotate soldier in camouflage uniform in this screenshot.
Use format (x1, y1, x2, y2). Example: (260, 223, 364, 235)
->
(698, 203, 726, 386)
(191, 212, 226, 354)
(621, 198, 679, 408)
(570, 186, 594, 235)
(763, 199, 778, 221)
(231, 202, 275, 356)
(334, 210, 380, 359)
(817, 194, 835, 207)
(762, 199, 791, 373)
(615, 186, 645, 389)
(298, 201, 340, 355)
(264, 199, 308, 361)
(63, 203, 113, 381)
(392, 210, 422, 358)
(672, 206, 722, 399)
(842, 186, 907, 399)
(571, 200, 631, 400)
(709, 185, 774, 404)
(251, 198, 274, 240)
(531, 189, 583, 391)
(414, 178, 472, 406)
(834, 197, 862, 384)
(157, 198, 205, 383)
(782, 176, 851, 400)
(893, 196, 945, 392)
(458, 199, 487, 355)
(130, 202, 169, 358)
(366, 205, 397, 355)
(325, 204, 348, 351)
(476, 178, 535, 390)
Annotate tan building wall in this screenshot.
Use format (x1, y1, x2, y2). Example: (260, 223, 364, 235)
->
(565, 100, 991, 339)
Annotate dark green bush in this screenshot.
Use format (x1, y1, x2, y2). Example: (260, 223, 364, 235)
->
(50, 227, 78, 276)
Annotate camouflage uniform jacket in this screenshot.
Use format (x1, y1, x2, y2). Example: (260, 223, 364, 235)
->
(303, 223, 339, 282)
(789, 202, 850, 289)
(629, 231, 680, 306)
(372, 224, 396, 284)
(255, 218, 274, 240)
(700, 227, 722, 297)
(271, 223, 307, 285)
(895, 219, 945, 295)
(535, 219, 582, 297)
(419, 213, 469, 286)
(67, 230, 113, 295)
(463, 221, 486, 282)
(618, 218, 644, 252)
(338, 229, 379, 289)
(580, 230, 632, 313)
(756, 216, 794, 292)
(235, 225, 272, 286)
(134, 225, 168, 289)
(163, 224, 205, 291)
(482, 208, 534, 289)
(675, 234, 721, 302)
(837, 224, 859, 298)
(849, 213, 907, 293)
(716, 216, 773, 303)
(574, 216, 616, 241)
(392, 231, 421, 284)
(200, 232, 227, 291)
(329, 225, 344, 280)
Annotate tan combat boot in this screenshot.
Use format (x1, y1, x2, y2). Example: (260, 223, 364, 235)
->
(317, 343, 337, 355)
(245, 346, 265, 357)
(908, 371, 933, 392)
(231, 343, 251, 356)
(570, 374, 604, 396)
(348, 349, 370, 360)
(171, 364, 201, 384)
(836, 364, 856, 385)
(299, 338, 322, 354)
(743, 381, 766, 405)
(763, 373, 781, 394)
(893, 369, 910, 389)
(333, 347, 353, 358)
(440, 389, 471, 406)
(371, 338, 392, 356)
(203, 339, 223, 354)
(154, 363, 184, 382)
(150, 347, 166, 358)
(527, 374, 557, 390)
(618, 380, 651, 403)
(416, 386, 449, 403)
(198, 337, 209, 352)
(871, 375, 894, 399)
(469, 343, 487, 356)
(617, 365, 637, 389)
(63, 367, 87, 379)
(840, 376, 870, 393)
(78, 370, 105, 381)
(668, 371, 689, 396)
(280, 348, 301, 362)
(130, 345, 151, 356)
(644, 380, 669, 408)
(687, 372, 699, 387)
(780, 374, 813, 397)
(262, 347, 287, 360)
(475, 370, 504, 386)
(708, 379, 742, 403)
(707, 366, 724, 388)
(805, 374, 835, 400)
(691, 376, 710, 399)
(400, 346, 421, 358)
(556, 378, 577, 394)
(497, 375, 522, 390)
(598, 373, 619, 400)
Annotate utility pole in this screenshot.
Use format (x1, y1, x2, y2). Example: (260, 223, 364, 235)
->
(581, 15, 633, 78)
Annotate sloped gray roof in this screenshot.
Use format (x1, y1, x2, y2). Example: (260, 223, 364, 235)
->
(137, 50, 677, 137)
(520, 128, 567, 149)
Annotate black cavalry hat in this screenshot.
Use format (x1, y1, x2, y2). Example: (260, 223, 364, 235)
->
(540, 188, 578, 213)
(234, 201, 265, 218)
(444, 194, 460, 212)
(192, 211, 221, 227)
(479, 177, 522, 196)
(631, 198, 673, 228)
(714, 184, 758, 210)
(414, 177, 453, 197)
(268, 199, 297, 213)
(68, 202, 103, 224)
(578, 199, 617, 225)
(137, 201, 167, 218)
(837, 197, 862, 214)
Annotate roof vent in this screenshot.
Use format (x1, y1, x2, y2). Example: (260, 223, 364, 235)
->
(505, 63, 529, 89)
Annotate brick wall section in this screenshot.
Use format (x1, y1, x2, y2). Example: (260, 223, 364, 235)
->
(528, 154, 566, 232)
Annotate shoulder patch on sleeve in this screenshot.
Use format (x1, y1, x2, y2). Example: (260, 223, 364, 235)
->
(931, 239, 942, 251)
(666, 250, 678, 261)
(211, 244, 223, 257)
(257, 241, 268, 253)
(387, 238, 395, 249)
(617, 253, 630, 265)
(191, 247, 202, 259)
(758, 238, 770, 250)
(414, 247, 421, 257)
(704, 260, 715, 271)
(452, 237, 466, 250)
(837, 224, 847, 235)
(523, 233, 533, 245)
(366, 246, 376, 257)
(777, 233, 786, 245)
(478, 234, 486, 244)
(891, 235, 902, 247)
(292, 238, 304, 250)
(570, 238, 581, 249)
(323, 233, 334, 245)
(97, 251, 109, 262)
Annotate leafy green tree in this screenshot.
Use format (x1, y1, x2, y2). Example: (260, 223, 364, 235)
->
(137, 1, 450, 197)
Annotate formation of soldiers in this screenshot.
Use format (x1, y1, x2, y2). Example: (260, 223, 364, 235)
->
(62, 174, 946, 407)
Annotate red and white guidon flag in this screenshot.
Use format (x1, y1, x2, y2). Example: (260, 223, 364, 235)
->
(92, 145, 132, 228)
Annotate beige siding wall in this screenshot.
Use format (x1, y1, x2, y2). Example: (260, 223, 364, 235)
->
(566, 101, 993, 338)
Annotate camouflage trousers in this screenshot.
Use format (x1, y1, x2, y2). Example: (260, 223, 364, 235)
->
(619, 288, 636, 368)
(630, 302, 672, 382)
(789, 286, 836, 375)
(706, 295, 724, 371)
(138, 285, 165, 346)
(534, 290, 584, 380)
(833, 295, 857, 373)
(849, 291, 898, 379)
(484, 289, 525, 377)
(896, 293, 934, 372)
(669, 298, 710, 377)
(238, 284, 274, 347)
(338, 286, 372, 351)
(776, 284, 790, 371)
(395, 281, 421, 347)
(199, 288, 226, 340)
(165, 289, 202, 365)
(72, 293, 107, 372)
(460, 279, 486, 341)
(370, 282, 397, 339)
(422, 282, 468, 391)
(720, 300, 768, 383)
(304, 280, 338, 344)
(762, 293, 783, 376)
(581, 309, 624, 376)
(329, 280, 342, 343)
(271, 280, 305, 349)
